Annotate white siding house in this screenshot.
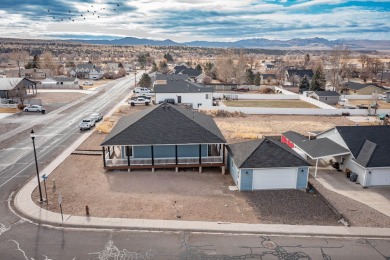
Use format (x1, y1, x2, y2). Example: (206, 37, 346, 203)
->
(154, 79, 214, 108)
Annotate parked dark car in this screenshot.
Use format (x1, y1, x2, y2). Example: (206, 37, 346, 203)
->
(163, 98, 175, 104)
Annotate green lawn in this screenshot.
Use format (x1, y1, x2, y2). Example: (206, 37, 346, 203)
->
(224, 100, 318, 108)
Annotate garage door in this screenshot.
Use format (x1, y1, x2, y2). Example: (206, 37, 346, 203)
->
(252, 168, 297, 190)
(371, 169, 390, 186)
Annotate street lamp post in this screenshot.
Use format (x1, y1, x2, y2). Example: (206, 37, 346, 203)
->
(30, 129, 44, 203)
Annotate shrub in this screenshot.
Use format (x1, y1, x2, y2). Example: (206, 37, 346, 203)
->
(202, 109, 246, 118)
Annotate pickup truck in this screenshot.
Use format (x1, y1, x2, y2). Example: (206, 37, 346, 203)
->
(128, 97, 151, 106)
(133, 87, 151, 94)
(79, 118, 96, 130)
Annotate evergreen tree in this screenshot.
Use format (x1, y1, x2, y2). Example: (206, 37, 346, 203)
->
(151, 61, 158, 72)
(299, 75, 310, 93)
(254, 72, 261, 86)
(163, 53, 173, 62)
(195, 64, 202, 71)
(310, 66, 326, 91)
(245, 68, 255, 85)
(139, 73, 152, 88)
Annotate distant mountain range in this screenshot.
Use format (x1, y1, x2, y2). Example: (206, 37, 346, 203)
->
(71, 37, 390, 50)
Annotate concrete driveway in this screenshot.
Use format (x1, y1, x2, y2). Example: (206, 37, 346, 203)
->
(313, 168, 390, 217)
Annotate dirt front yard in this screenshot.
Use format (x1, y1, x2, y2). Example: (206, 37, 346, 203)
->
(30, 105, 354, 225)
(31, 92, 88, 113)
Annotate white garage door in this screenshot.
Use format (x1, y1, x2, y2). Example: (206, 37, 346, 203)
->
(252, 168, 297, 190)
(371, 169, 390, 186)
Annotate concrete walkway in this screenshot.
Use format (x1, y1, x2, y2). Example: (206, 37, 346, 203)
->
(314, 168, 390, 217)
(13, 153, 390, 238)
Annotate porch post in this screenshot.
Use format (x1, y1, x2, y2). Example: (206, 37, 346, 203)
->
(151, 145, 154, 166)
(102, 147, 106, 167)
(199, 144, 202, 164)
(108, 147, 111, 158)
(222, 144, 225, 163)
(315, 159, 319, 178)
(175, 145, 178, 164)
(127, 146, 130, 166)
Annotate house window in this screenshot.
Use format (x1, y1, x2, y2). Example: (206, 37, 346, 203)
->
(205, 94, 210, 99)
(197, 103, 202, 107)
(125, 146, 133, 157)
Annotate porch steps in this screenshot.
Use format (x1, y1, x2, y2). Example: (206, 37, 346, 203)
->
(71, 149, 102, 156)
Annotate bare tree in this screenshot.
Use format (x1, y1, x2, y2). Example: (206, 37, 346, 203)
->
(10, 50, 29, 77)
(215, 51, 235, 83)
(8, 79, 27, 107)
(38, 51, 57, 74)
(327, 46, 349, 92)
(247, 54, 256, 70)
(235, 51, 247, 85)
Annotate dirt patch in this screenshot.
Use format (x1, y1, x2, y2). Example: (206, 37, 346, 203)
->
(24, 92, 87, 113)
(0, 123, 20, 135)
(243, 190, 340, 225)
(215, 115, 355, 142)
(0, 108, 19, 113)
(32, 160, 259, 223)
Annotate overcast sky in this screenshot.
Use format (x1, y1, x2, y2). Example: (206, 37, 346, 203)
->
(0, 0, 389, 42)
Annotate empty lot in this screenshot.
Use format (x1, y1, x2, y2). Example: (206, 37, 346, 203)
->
(223, 100, 318, 108)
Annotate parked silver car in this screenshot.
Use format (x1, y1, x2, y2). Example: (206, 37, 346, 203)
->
(90, 113, 103, 122)
(24, 105, 44, 112)
(78, 118, 96, 130)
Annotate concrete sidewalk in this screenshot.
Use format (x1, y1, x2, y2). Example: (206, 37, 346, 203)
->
(315, 169, 390, 217)
(13, 145, 390, 238)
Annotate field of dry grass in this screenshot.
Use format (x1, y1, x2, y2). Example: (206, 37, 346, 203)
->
(223, 100, 318, 108)
(215, 115, 355, 142)
(0, 108, 18, 113)
(347, 100, 390, 109)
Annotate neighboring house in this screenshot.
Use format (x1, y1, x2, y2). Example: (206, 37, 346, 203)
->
(153, 73, 188, 86)
(226, 138, 311, 191)
(309, 91, 340, 105)
(341, 82, 387, 95)
(260, 74, 277, 85)
(154, 79, 214, 108)
(100, 104, 227, 173)
(283, 126, 390, 187)
(0, 77, 37, 99)
(172, 64, 188, 74)
(39, 76, 79, 89)
(4, 68, 52, 80)
(178, 68, 203, 82)
(70, 64, 104, 80)
(285, 69, 314, 83)
(263, 63, 275, 70)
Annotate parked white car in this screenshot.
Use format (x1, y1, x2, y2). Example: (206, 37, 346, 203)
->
(79, 118, 96, 130)
(90, 113, 103, 122)
(24, 105, 44, 112)
(83, 81, 94, 86)
(133, 87, 150, 94)
(128, 97, 151, 106)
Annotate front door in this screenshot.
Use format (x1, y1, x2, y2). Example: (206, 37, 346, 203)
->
(177, 96, 181, 103)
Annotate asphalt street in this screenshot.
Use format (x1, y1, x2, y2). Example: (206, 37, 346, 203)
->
(0, 76, 390, 259)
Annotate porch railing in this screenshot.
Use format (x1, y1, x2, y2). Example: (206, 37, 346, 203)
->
(105, 156, 223, 167)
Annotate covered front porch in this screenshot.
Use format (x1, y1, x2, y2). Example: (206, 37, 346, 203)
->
(102, 143, 226, 173)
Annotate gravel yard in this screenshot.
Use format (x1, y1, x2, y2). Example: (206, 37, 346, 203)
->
(243, 190, 340, 225)
(309, 177, 390, 227)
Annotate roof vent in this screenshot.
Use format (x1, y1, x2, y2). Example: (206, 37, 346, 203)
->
(162, 105, 165, 109)
(167, 105, 170, 109)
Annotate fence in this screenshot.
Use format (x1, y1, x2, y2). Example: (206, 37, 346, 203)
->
(200, 106, 390, 116)
(0, 103, 17, 108)
(213, 93, 299, 100)
(341, 95, 376, 100)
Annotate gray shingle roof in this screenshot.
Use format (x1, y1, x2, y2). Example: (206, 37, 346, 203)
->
(101, 104, 226, 146)
(342, 82, 384, 90)
(335, 126, 390, 167)
(155, 73, 188, 81)
(173, 65, 188, 74)
(227, 138, 310, 169)
(179, 68, 202, 77)
(76, 64, 95, 70)
(295, 138, 350, 159)
(282, 131, 307, 144)
(154, 80, 213, 93)
(287, 69, 313, 78)
(314, 91, 340, 97)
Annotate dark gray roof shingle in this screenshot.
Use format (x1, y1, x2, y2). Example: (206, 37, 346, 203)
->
(227, 138, 310, 169)
(282, 131, 307, 144)
(295, 138, 350, 159)
(314, 91, 340, 97)
(154, 80, 213, 93)
(335, 126, 390, 167)
(101, 104, 226, 146)
(179, 68, 202, 77)
(342, 82, 384, 90)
